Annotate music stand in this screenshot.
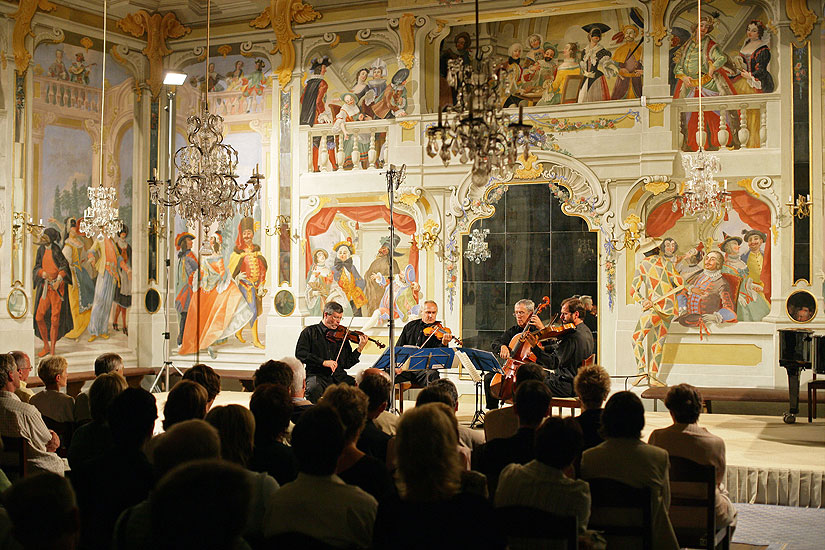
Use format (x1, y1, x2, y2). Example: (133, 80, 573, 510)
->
(454, 348, 502, 428)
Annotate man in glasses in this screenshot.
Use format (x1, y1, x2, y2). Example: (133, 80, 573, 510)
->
(10, 351, 34, 403)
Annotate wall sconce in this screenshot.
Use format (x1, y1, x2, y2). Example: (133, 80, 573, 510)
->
(265, 214, 300, 242)
(147, 211, 167, 239)
(786, 194, 812, 219)
(12, 211, 44, 247)
(413, 219, 442, 252)
(609, 214, 642, 252)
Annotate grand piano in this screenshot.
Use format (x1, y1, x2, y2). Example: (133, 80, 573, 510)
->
(778, 329, 824, 423)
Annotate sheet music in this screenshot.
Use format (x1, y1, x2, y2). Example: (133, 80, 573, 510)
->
(455, 350, 482, 383)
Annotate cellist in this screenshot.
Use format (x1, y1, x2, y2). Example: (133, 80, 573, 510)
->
(485, 299, 552, 410)
(541, 297, 594, 398)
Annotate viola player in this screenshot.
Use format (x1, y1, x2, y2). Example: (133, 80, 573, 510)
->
(392, 300, 449, 386)
(296, 301, 368, 403)
(542, 297, 594, 398)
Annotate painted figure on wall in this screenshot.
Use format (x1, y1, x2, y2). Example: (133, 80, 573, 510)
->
(676, 251, 738, 330)
(332, 238, 367, 317)
(364, 235, 402, 315)
(112, 225, 132, 336)
(48, 49, 69, 81)
(526, 33, 544, 63)
(175, 232, 199, 347)
(373, 68, 410, 119)
(630, 236, 683, 386)
(69, 52, 94, 85)
(439, 31, 471, 108)
(352, 68, 370, 101)
(578, 24, 617, 103)
(367, 58, 388, 100)
(229, 217, 268, 349)
(502, 42, 539, 107)
(242, 59, 268, 113)
(740, 229, 769, 306)
(538, 42, 580, 105)
(87, 235, 120, 342)
(33, 228, 74, 357)
(731, 20, 773, 148)
(61, 218, 94, 340)
(719, 233, 770, 322)
(611, 24, 643, 100)
(334, 92, 371, 169)
(300, 56, 336, 171)
(373, 264, 420, 323)
(306, 249, 335, 316)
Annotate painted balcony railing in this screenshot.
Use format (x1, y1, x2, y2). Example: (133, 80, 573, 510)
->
(305, 119, 390, 173)
(36, 76, 101, 113)
(208, 88, 271, 116)
(673, 93, 779, 151)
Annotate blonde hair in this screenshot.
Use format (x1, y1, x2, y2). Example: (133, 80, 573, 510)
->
(37, 355, 68, 386)
(320, 384, 368, 442)
(396, 403, 462, 502)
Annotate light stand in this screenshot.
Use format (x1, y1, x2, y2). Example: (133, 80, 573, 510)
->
(384, 164, 406, 412)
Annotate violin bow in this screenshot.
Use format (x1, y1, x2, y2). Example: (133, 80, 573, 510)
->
(419, 321, 441, 348)
(334, 315, 357, 366)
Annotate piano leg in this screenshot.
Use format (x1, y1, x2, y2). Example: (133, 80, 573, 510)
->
(784, 365, 801, 424)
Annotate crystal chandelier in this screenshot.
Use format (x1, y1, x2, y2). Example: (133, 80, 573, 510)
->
(465, 228, 491, 264)
(673, 0, 730, 221)
(147, 0, 262, 229)
(425, 0, 530, 185)
(81, 0, 123, 241)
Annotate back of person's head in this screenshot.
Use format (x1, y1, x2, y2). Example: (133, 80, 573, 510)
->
(94, 353, 123, 376)
(415, 384, 454, 409)
(0, 354, 15, 387)
(88, 372, 127, 423)
(358, 369, 392, 413)
(280, 356, 306, 396)
(291, 404, 345, 475)
(182, 364, 221, 405)
(514, 380, 552, 426)
(249, 383, 293, 446)
(108, 388, 157, 449)
(151, 460, 251, 550)
(574, 364, 611, 409)
(5, 473, 79, 550)
(162, 380, 208, 431)
(37, 355, 67, 386)
(601, 391, 645, 439)
(9, 351, 29, 372)
(535, 416, 583, 469)
(204, 405, 255, 467)
(320, 384, 368, 442)
(664, 383, 703, 424)
(429, 379, 458, 409)
(515, 362, 545, 387)
(253, 359, 293, 389)
(152, 419, 221, 480)
(396, 403, 462, 502)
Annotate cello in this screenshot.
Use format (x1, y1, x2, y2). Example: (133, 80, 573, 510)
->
(490, 296, 551, 402)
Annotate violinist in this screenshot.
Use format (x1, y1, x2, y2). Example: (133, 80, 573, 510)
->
(485, 299, 552, 410)
(543, 297, 594, 398)
(295, 301, 368, 403)
(392, 300, 448, 386)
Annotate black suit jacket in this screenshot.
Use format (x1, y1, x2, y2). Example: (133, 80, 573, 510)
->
(295, 322, 362, 379)
(472, 426, 536, 497)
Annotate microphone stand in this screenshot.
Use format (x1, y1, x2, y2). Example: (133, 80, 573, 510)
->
(384, 164, 406, 412)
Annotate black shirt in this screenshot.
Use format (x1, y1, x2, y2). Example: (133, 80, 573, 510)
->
(491, 324, 553, 369)
(544, 322, 594, 379)
(295, 322, 362, 379)
(396, 319, 448, 348)
(338, 454, 397, 504)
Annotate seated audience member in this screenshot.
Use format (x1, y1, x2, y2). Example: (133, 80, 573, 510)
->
(573, 364, 611, 450)
(204, 406, 280, 543)
(151, 460, 252, 550)
(10, 351, 34, 403)
(253, 359, 293, 389)
(5, 473, 80, 550)
(281, 356, 314, 422)
(182, 364, 221, 410)
(580, 391, 678, 550)
(496, 417, 590, 538)
(648, 384, 737, 529)
(374, 403, 506, 549)
(30, 355, 74, 423)
(73, 388, 157, 550)
(264, 405, 378, 549)
(75, 353, 123, 422)
(0, 354, 64, 475)
(483, 362, 545, 441)
(429, 378, 484, 449)
(356, 369, 392, 463)
(320, 384, 396, 503)
(67, 372, 127, 470)
(414, 385, 472, 469)
(161, 379, 207, 431)
(358, 368, 398, 436)
(248, 383, 298, 485)
(473, 380, 551, 497)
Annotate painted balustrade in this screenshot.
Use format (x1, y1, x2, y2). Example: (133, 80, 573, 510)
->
(305, 119, 389, 173)
(36, 76, 101, 113)
(673, 93, 777, 151)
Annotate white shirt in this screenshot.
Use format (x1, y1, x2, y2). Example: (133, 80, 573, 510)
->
(0, 391, 65, 475)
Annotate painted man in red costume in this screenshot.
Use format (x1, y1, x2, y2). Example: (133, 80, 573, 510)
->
(33, 228, 74, 357)
(229, 217, 267, 348)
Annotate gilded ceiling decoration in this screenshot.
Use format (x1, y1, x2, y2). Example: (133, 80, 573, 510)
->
(11, 0, 57, 73)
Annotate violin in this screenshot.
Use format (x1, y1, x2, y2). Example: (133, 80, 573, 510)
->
(531, 322, 576, 343)
(325, 326, 386, 349)
(422, 323, 463, 346)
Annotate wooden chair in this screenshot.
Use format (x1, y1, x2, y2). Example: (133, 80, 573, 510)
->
(808, 378, 825, 422)
(42, 417, 73, 458)
(0, 435, 28, 481)
(587, 477, 652, 550)
(497, 505, 578, 550)
(668, 456, 732, 550)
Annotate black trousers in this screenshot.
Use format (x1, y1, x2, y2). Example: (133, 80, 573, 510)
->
(484, 372, 500, 410)
(545, 371, 575, 398)
(392, 368, 440, 387)
(306, 373, 356, 403)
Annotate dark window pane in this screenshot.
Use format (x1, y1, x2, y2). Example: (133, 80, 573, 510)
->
(505, 186, 552, 233)
(505, 234, 551, 281)
(463, 233, 506, 282)
(476, 209, 505, 234)
(463, 282, 507, 331)
(551, 232, 598, 281)
(551, 203, 591, 231)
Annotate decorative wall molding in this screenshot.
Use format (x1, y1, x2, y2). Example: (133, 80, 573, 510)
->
(785, 0, 817, 42)
(10, 0, 57, 73)
(389, 13, 425, 69)
(650, 0, 670, 46)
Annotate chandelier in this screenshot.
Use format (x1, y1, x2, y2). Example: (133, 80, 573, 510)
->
(425, 0, 530, 185)
(147, 0, 262, 229)
(81, 0, 123, 241)
(673, 0, 730, 221)
(465, 228, 491, 264)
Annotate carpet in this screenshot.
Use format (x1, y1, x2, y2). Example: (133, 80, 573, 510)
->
(732, 503, 824, 550)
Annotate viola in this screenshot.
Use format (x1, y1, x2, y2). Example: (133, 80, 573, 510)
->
(325, 326, 386, 349)
(422, 323, 463, 346)
(533, 322, 576, 343)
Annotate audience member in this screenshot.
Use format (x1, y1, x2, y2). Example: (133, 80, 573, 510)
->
(483, 362, 544, 441)
(253, 359, 293, 389)
(264, 405, 378, 548)
(248, 383, 298, 485)
(161, 379, 207, 431)
(357, 368, 398, 436)
(374, 403, 505, 549)
(150, 460, 252, 550)
(281, 356, 314, 422)
(580, 391, 678, 550)
(0, 353, 64, 475)
(429, 378, 484, 449)
(67, 372, 127, 470)
(204, 406, 280, 543)
(75, 353, 123, 423)
(473, 380, 551, 497)
(648, 383, 737, 529)
(182, 364, 221, 410)
(413, 384, 472, 469)
(72, 387, 157, 550)
(496, 417, 590, 536)
(356, 369, 392, 463)
(5, 473, 80, 550)
(573, 364, 611, 450)
(9, 351, 34, 403)
(150, 419, 221, 480)
(320, 384, 396, 503)
(30, 355, 74, 423)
